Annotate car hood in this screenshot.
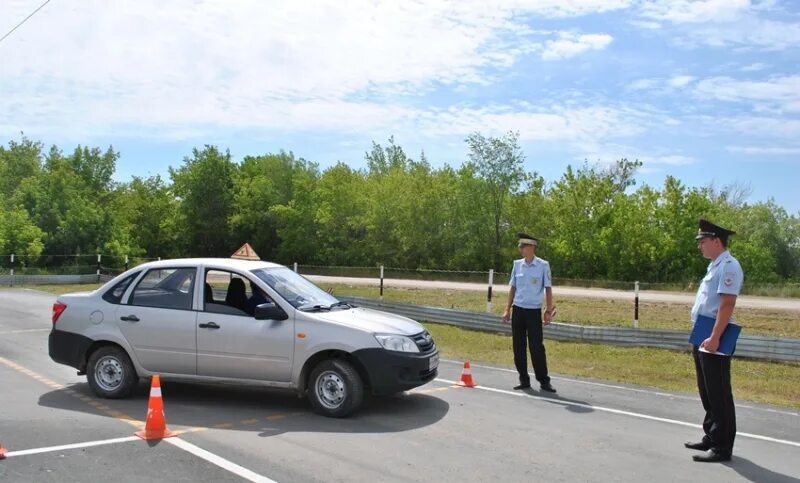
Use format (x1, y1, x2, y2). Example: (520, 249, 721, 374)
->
(308, 307, 424, 335)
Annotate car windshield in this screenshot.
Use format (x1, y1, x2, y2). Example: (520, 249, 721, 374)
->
(252, 267, 340, 310)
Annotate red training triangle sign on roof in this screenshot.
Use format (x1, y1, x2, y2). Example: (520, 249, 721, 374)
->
(231, 243, 260, 260)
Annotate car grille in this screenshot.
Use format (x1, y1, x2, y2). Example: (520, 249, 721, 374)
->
(412, 330, 435, 353)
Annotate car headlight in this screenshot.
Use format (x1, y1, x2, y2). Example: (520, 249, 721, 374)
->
(374, 334, 420, 353)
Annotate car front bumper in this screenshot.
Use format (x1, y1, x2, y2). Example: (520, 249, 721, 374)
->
(353, 348, 439, 395)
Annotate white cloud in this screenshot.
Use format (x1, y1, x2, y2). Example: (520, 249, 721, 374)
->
(509, 0, 634, 17)
(740, 62, 769, 72)
(694, 75, 800, 111)
(692, 18, 800, 50)
(727, 145, 800, 155)
(639, 0, 751, 24)
(636, 0, 800, 50)
(669, 75, 695, 88)
(627, 19, 663, 29)
(727, 117, 800, 138)
(576, 141, 696, 167)
(0, 0, 630, 141)
(415, 104, 650, 144)
(541, 33, 614, 60)
(627, 78, 659, 90)
(647, 154, 695, 165)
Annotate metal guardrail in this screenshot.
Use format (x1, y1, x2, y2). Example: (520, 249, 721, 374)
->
(341, 296, 800, 363)
(0, 274, 114, 285)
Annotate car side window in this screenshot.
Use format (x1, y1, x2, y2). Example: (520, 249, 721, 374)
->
(129, 267, 195, 310)
(102, 272, 139, 304)
(204, 269, 271, 317)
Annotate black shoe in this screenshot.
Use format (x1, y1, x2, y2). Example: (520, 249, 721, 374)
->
(513, 383, 531, 390)
(540, 383, 557, 393)
(684, 440, 712, 451)
(692, 450, 731, 463)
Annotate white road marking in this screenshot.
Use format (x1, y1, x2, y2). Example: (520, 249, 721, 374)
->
(166, 437, 278, 483)
(0, 328, 49, 334)
(441, 358, 800, 417)
(5, 435, 279, 482)
(435, 378, 800, 448)
(4, 436, 139, 457)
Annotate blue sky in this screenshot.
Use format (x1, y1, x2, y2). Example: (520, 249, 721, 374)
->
(1, 0, 799, 212)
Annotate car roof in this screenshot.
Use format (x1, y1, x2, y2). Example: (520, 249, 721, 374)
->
(135, 258, 284, 272)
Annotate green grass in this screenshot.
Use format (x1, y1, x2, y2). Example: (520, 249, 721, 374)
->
(11, 282, 800, 408)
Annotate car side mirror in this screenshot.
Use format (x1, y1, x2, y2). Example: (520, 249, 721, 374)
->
(254, 302, 288, 321)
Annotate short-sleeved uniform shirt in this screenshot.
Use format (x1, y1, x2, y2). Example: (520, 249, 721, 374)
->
(509, 257, 552, 309)
(690, 250, 744, 324)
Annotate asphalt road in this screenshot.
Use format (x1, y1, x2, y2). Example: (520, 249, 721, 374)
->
(1, 288, 798, 482)
(306, 275, 800, 311)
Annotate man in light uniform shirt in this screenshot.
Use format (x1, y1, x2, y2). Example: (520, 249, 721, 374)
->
(502, 232, 556, 393)
(685, 218, 743, 463)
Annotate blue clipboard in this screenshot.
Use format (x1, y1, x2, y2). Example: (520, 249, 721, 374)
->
(689, 314, 741, 355)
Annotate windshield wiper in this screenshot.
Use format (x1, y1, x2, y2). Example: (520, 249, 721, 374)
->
(328, 301, 353, 310)
(298, 304, 330, 312)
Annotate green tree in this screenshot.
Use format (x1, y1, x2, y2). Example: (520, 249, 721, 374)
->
(230, 151, 317, 261)
(465, 131, 526, 270)
(170, 146, 236, 256)
(269, 164, 320, 264)
(0, 206, 44, 258)
(311, 163, 370, 265)
(112, 175, 177, 258)
(0, 136, 42, 207)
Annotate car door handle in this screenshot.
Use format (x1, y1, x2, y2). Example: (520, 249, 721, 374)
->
(120, 315, 140, 322)
(199, 322, 220, 329)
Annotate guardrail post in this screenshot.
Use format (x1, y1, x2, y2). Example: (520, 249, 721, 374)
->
(293, 262, 298, 273)
(486, 269, 494, 313)
(125, 255, 129, 271)
(380, 265, 384, 301)
(634, 281, 639, 328)
(9, 254, 14, 287)
(97, 254, 101, 282)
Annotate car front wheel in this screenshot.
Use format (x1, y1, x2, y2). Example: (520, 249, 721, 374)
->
(308, 359, 364, 418)
(86, 346, 138, 399)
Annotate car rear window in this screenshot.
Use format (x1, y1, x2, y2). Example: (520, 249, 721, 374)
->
(129, 267, 196, 310)
(102, 272, 140, 304)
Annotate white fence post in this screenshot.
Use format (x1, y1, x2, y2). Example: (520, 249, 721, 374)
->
(9, 254, 14, 287)
(293, 262, 298, 273)
(380, 265, 384, 301)
(486, 269, 494, 313)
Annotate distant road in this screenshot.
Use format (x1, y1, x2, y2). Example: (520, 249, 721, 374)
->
(306, 275, 800, 311)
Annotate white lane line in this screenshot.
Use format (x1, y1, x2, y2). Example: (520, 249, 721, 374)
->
(4, 436, 139, 458)
(441, 358, 800, 417)
(435, 378, 800, 448)
(0, 328, 49, 335)
(166, 437, 278, 483)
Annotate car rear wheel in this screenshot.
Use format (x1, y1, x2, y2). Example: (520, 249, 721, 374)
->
(87, 346, 138, 399)
(308, 359, 363, 418)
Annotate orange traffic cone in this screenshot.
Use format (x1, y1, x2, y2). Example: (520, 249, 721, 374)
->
(135, 375, 176, 440)
(0, 441, 7, 459)
(457, 360, 477, 388)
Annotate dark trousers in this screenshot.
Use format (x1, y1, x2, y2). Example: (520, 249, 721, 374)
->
(511, 306, 550, 385)
(692, 346, 736, 455)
